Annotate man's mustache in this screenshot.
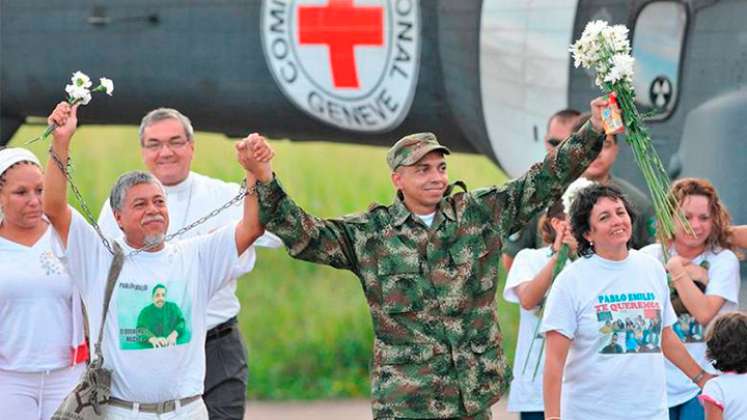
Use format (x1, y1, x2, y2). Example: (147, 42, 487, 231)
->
(142, 215, 166, 224)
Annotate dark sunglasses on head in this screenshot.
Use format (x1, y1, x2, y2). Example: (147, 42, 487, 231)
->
(546, 138, 563, 148)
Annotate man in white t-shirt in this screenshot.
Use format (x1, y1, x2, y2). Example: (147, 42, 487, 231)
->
(43, 102, 269, 419)
(96, 108, 282, 419)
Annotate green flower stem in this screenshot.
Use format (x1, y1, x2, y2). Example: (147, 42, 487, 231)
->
(585, 40, 693, 241)
(533, 339, 545, 380)
(26, 97, 83, 144)
(522, 243, 571, 379)
(552, 243, 570, 280)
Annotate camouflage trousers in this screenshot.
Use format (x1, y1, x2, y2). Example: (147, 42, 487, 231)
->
(376, 409, 492, 420)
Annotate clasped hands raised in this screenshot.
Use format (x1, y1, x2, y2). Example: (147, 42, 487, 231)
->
(236, 133, 274, 184)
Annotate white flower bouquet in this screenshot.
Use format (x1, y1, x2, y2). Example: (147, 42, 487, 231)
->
(28, 71, 114, 144)
(570, 20, 686, 240)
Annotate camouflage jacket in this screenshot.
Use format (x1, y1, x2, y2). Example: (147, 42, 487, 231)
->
(256, 122, 604, 418)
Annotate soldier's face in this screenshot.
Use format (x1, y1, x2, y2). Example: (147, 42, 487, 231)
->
(583, 135, 618, 180)
(140, 118, 195, 186)
(584, 197, 632, 252)
(544, 117, 576, 153)
(115, 182, 170, 249)
(391, 151, 448, 213)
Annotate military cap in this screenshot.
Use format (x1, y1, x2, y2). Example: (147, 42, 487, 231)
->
(386, 132, 451, 170)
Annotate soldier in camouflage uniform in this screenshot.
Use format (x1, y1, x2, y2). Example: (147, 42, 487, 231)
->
(501, 108, 581, 272)
(242, 99, 609, 419)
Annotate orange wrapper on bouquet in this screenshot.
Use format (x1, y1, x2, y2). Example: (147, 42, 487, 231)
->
(602, 92, 625, 135)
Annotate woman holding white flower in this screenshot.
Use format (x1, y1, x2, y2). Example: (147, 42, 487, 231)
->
(503, 199, 577, 420)
(0, 147, 86, 419)
(641, 178, 741, 420)
(31, 71, 113, 144)
(541, 184, 711, 420)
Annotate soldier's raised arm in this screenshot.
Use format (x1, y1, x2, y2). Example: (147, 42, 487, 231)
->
(477, 97, 607, 239)
(232, 134, 269, 256)
(246, 137, 358, 273)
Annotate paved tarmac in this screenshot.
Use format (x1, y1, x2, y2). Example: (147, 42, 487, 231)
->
(245, 398, 518, 420)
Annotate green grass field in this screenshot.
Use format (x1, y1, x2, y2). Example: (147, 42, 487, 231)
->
(9, 124, 519, 400)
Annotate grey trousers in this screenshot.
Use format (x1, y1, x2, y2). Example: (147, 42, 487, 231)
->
(204, 321, 249, 420)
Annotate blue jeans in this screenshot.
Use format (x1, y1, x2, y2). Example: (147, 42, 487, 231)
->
(520, 412, 544, 420)
(669, 396, 704, 420)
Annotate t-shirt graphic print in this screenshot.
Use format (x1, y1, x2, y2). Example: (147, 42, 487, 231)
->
(118, 281, 192, 350)
(595, 292, 663, 354)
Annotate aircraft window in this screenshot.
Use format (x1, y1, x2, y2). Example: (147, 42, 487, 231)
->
(631, 1, 686, 119)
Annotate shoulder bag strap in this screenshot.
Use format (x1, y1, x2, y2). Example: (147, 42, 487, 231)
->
(94, 240, 125, 362)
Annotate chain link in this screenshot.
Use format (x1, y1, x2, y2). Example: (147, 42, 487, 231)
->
(131, 182, 252, 256)
(49, 148, 251, 257)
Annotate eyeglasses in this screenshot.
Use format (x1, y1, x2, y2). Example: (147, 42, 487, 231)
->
(142, 139, 190, 151)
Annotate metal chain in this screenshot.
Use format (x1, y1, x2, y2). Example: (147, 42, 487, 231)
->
(49, 148, 116, 255)
(49, 148, 252, 257)
(130, 182, 252, 256)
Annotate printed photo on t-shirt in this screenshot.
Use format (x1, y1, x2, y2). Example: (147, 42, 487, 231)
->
(672, 313, 704, 343)
(595, 292, 663, 354)
(117, 281, 192, 350)
(670, 261, 709, 343)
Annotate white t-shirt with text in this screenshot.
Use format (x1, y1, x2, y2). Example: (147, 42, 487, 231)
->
(640, 244, 740, 406)
(57, 209, 239, 402)
(540, 250, 677, 420)
(98, 171, 282, 329)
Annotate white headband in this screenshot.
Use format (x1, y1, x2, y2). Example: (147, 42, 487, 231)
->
(0, 148, 41, 179)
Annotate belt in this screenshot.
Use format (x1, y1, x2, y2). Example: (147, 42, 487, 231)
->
(108, 395, 201, 414)
(206, 316, 238, 341)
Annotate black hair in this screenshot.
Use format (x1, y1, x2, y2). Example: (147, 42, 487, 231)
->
(569, 184, 637, 257)
(547, 108, 582, 131)
(705, 311, 747, 374)
(152, 283, 167, 296)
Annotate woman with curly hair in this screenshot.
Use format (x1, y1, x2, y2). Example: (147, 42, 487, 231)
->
(699, 311, 747, 420)
(641, 178, 741, 420)
(541, 184, 709, 420)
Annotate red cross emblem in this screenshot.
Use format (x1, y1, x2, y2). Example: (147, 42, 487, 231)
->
(262, 0, 420, 131)
(298, 0, 384, 89)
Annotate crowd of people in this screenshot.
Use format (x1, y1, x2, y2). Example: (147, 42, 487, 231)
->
(0, 97, 745, 420)
(502, 111, 747, 420)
